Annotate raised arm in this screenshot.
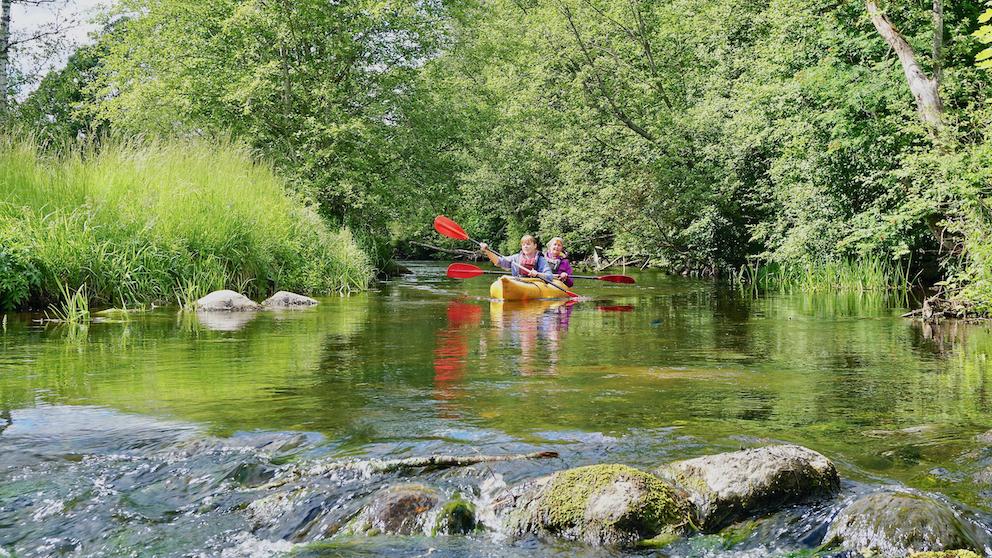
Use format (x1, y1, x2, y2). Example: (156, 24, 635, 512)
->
(479, 243, 508, 269)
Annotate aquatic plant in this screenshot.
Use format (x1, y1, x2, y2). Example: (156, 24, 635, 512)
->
(0, 135, 372, 310)
(735, 257, 916, 295)
(45, 282, 91, 325)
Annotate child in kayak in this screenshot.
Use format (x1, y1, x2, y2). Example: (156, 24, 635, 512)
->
(544, 237, 574, 287)
(479, 235, 554, 282)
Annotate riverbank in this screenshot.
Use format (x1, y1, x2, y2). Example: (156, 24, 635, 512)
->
(0, 137, 372, 312)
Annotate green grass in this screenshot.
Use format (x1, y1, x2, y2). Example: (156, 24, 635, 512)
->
(0, 135, 372, 311)
(735, 256, 915, 295)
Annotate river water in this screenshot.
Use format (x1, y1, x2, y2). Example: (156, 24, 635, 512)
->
(2, 262, 992, 556)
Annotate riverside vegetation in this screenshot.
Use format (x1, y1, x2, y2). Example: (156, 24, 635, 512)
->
(0, 137, 371, 312)
(8, 0, 992, 312)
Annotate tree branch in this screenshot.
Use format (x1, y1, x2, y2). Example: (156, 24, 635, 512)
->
(561, 3, 655, 142)
(865, 1, 943, 132)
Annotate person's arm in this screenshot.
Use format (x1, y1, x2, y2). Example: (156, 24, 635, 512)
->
(559, 259, 574, 287)
(479, 243, 508, 269)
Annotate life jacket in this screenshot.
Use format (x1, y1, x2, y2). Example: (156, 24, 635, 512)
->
(519, 252, 539, 271)
(545, 251, 567, 273)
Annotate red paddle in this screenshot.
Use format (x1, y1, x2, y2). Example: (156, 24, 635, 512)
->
(447, 263, 634, 284)
(435, 216, 579, 298)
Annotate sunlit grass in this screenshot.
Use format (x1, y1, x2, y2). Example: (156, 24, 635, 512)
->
(735, 256, 915, 296)
(0, 135, 372, 310)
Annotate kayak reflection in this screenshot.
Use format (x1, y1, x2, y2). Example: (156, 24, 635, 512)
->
(432, 301, 483, 412)
(490, 300, 574, 375)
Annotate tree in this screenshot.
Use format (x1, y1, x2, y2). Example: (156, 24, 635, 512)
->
(866, 0, 944, 133)
(1, 0, 78, 111)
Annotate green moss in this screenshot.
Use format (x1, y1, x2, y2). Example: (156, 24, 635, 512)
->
(541, 464, 689, 533)
(908, 552, 982, 558)
(636, 528, 680, 549)
(719, 519, 760, 548)
(432, 498, 477, 535)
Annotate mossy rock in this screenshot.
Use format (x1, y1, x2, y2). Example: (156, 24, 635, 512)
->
(656, 444, 840, 532)
(824, 491, 988, 557)
(433, 497, 477, 535)
(504, 463, 692, 547)
(908, 551, 983, 558)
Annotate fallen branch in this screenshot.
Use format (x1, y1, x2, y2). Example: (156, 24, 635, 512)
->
(363, 451, 559, 474)
(261, 450, 559, 489)
(408, 241, 482, 260)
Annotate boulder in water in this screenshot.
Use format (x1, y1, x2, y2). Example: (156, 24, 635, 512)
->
(433, 496, 477, 535)
(824, 491, 987, 557)
(195, 290, 261, 312)
(502, 463, 691, 547)
(655, 444, 840, 532)
(262, 291, 318, 309)
(348, 484, 440, 536)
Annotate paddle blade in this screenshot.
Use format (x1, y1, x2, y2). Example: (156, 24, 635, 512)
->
(434, 215, 469, 241)
(598, 275, 636, 284)
(446, 263, 484, 279)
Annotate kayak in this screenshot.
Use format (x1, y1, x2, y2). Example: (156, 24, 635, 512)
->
(489, 276, 573, 300)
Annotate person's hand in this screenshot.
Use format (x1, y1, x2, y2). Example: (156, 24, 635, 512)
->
(527, 268, 538, 277)
(559, 272, 568, 282)
(479, 242, 488, 252)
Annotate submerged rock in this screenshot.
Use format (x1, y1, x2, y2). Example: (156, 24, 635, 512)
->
(824, 491, 987, 557)
(433, 496, 477, 535)
(347, 484, 440, 536)
(503, 464, 691, 547)
(262, 291, 318, 309)
(195, 290, 261, 312)
(655, 444, 840, 532)
(909, 552, 983, 558)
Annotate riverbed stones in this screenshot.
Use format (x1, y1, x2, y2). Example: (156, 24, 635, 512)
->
(348, 484, 440, 536)
(655, 444, 840, 531)
(824, 491, 986, 557)
(195, 290, 261, 311)
(261, 291, 318, 308)
(503, 464, 691, 547)
(908, 552, 983, 558)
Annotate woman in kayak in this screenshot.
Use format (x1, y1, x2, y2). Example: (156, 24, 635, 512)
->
(479, 235, 554, 282)
(544, 236, 574, 287)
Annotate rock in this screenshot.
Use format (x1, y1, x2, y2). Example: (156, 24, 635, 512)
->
(195, 290, 261, 312)
(655, 445, 840, 532)
(262, 291, 318, 309)
(503, 464, 691, 547)
(976, 430, 992, 446)
(348, 484, 439, 536)
(824, 491, 987, 557)
(909, 552, 983, 558)
(973, 466, 992, 484)
(433, 496, 477, 535)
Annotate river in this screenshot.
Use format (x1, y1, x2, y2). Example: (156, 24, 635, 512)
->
(2, 262, 991, 556)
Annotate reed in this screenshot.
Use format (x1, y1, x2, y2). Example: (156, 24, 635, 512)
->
(0, 135, 372, 311)
(736, 256, 915, 295)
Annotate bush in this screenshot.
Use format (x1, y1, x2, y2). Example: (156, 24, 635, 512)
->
(0, 136, 371, 310)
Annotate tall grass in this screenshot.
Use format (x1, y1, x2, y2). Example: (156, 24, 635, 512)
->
(735, 256, 915, 295)
(0, 135, 372, 310)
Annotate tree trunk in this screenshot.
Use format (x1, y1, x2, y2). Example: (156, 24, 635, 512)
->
(0, 0, 11, 112)
(866, 1, 943, 133)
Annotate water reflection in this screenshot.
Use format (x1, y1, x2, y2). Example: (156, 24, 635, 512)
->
(490, 300, 573, 375)
(433, 301, 482, 410)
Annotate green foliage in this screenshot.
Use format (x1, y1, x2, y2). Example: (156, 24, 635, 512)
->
(0, 136, 371, 310)
(32, 0, 992, 310)
(737, 257, 914, 294)
(84, 0, 466, 272)
(975, 7, 992, 68)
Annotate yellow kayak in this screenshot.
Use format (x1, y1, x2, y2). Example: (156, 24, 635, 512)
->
(489, 276, 573, 300)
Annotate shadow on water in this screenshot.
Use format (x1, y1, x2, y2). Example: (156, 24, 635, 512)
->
(2, 262, 992, 555)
